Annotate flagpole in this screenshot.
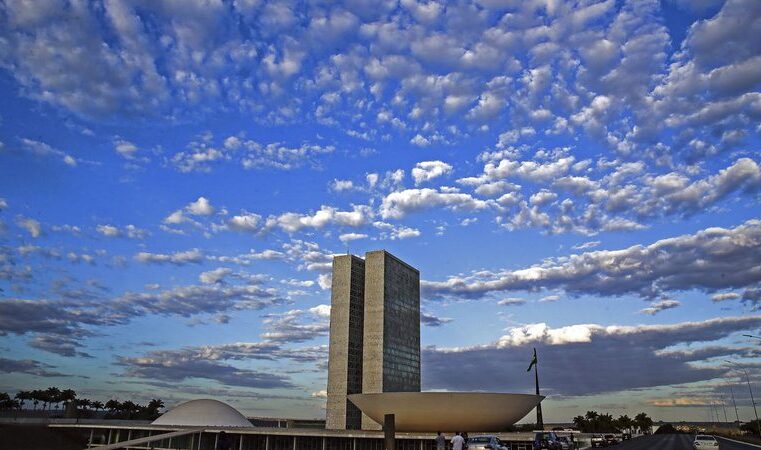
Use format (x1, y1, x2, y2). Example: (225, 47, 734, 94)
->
(533, 348, 544, 430)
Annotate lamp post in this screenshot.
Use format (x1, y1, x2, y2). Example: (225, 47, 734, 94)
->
(725, 360, 761, 438)
(743, 334, 761, 342)
(729, 384, 740, 424)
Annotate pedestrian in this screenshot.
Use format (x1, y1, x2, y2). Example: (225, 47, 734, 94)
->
(216, 431, 232, 450)
(462, 432, 469, 449)
(451, 432, 465, 450)
(435, 431, 446, 450)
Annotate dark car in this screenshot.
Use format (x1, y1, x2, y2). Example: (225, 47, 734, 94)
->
(603, 434, 619, 446)
(533, 432, 563, 450)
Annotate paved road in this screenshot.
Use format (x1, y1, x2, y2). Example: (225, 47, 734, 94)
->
(595, 434, 760, 450)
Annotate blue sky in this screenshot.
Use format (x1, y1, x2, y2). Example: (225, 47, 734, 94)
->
(0, 0, 760, 424)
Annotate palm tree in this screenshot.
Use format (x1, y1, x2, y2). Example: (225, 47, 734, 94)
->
(634, 412, 653, 434)
(91, 400, 104, 413)
(60, 389, 77, 408)
(44, 387, 61, 411)
(15, 391, 31, 410)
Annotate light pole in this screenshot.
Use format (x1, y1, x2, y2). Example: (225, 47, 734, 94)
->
(729, 384, 740, 423)
(742, 334, 761, 341)
(726, 360, 761, 438)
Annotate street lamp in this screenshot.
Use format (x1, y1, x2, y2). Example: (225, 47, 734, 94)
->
(725, 360, 761, 438)
(743, 334, 761, 341)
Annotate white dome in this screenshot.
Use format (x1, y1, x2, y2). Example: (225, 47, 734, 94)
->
(152, 399, 252, 427)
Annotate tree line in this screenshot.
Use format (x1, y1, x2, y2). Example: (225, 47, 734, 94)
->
(572, 411, 653, 433)
(0, 387, 165, 420)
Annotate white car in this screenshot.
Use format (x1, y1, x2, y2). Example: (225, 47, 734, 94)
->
(693, 435, 719, 449)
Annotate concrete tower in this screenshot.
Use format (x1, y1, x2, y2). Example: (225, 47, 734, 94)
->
(361, 250, 420, 430)
(326, 254, 366, 430)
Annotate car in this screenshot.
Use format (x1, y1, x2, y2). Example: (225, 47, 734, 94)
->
(558, 436, 575, 450)
(533, 432, 563, 450)
(590, 434, 606, 448)
(693, 435, 720, 449)
(603, 434, 618, 446)
(621, 432, 632, 440)
(466, 435, 508, 450)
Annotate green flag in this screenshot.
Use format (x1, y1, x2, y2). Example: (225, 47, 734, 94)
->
(527, 348, 537, 372)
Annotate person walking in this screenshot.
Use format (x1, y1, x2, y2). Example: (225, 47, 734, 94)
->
(451, 432, 465, 450)
(435, 431, 446, 450)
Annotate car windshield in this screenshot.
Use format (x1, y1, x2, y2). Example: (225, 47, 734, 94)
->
(696, 436, 715, 441)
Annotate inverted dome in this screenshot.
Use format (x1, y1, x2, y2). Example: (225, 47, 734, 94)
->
(152, 399, 252, 427)
(348, 392, 542, 432)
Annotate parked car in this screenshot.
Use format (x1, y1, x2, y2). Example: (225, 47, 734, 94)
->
(533, 432, 563, 450)
(693, 435, 720, 449)
(604, 434, 618, 446)
(558, 436, 575, 450)
(466, 435, 507, 450)
(590, 434, 606, 448)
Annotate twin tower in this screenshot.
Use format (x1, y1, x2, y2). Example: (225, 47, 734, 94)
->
(326, 250, 421, 430)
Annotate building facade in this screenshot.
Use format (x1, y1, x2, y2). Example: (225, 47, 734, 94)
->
(326, 255, 366, 430)
(361, 251, 420, 430)
(325, 250, 420, 430)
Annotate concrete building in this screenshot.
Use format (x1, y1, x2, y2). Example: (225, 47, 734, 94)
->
(325, 250, 420, 430)
(361, 251, 420, 430)
(326, 254, 366, 430)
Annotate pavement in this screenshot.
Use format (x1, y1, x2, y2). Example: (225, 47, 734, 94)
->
(592, 434, 761, 450)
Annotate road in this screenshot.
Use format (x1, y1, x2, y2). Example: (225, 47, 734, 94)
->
(595, 434, 761, 450)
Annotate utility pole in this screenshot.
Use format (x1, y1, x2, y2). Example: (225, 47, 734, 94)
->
(726, 360, 761, 438)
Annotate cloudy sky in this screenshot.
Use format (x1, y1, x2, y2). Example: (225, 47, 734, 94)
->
(0, 0, 760, 423)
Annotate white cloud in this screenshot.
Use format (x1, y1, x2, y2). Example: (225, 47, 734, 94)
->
(187, 197, 215, 216)
(229, 212, 262, 233)
(339, 233, 368, 243)
(16, 217, 41, 238)
(199, 268, 232, 284)
(411, 160, 453, 185)
(135, 249, 204, 265)
(424, 219, 761, 300)
(380, 188, 492, 219)
(640, 299, 681, 315)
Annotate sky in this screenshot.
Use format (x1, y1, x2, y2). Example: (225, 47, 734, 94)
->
(0, 0, 760, 424)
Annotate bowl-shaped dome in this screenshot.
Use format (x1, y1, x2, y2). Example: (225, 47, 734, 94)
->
(348, 392, 542, 432)
(152, 399, 252, 427)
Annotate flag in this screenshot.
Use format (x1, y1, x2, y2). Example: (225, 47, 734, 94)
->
(527, 348, 537, 372)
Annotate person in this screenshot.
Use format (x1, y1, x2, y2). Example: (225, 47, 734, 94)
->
(462, 432, 469, 449)
(435, 431, 446, 450)
(451, 432, 465, 450)
(216, 431, 232, 450)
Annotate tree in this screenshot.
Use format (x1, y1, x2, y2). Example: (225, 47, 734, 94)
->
(60, 389, 77, 407)
(15, 391, 31, 409)
(615, 415, 634, 433)
(44, 387, 61, 411)
(740, 420, 760, 437)
(572, 415, 588, 431)
(634, 412, 653, 434)
(91, 400, 104, 412)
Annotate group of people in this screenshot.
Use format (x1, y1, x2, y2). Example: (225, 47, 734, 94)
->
(435, 431, 469, 450)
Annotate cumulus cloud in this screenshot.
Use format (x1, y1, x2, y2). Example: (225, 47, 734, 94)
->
(380, 188, 492, 219)
(97, 224, 148, 239)
(16, 216, 41, 238)
(412, 160, 453, 185)
(423, 219, 761, 300)
(339, 233, 367, 243)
